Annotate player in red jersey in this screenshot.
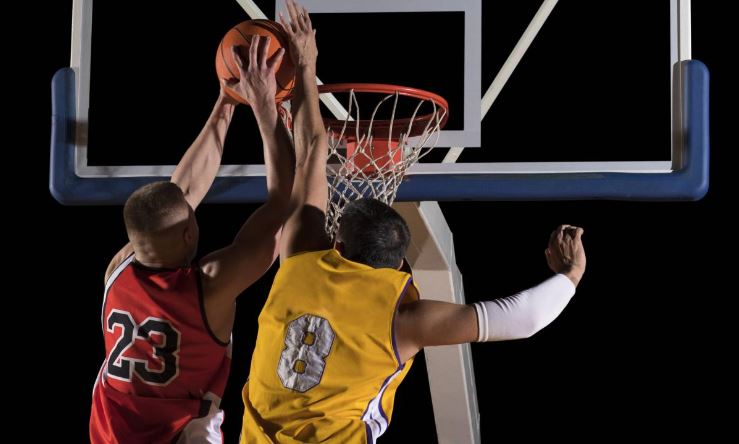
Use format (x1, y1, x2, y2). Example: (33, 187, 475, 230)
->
(90, 36, 295, 444)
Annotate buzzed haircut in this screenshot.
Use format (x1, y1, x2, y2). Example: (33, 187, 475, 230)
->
(337, 198, 411, 269)
(123, 181, 189, 236)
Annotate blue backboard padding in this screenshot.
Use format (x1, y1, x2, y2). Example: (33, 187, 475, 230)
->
(50, 61, 709, 205)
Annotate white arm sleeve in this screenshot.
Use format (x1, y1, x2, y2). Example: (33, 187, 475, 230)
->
(472, 274, 576, 342)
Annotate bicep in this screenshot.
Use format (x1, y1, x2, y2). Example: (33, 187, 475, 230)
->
(396, 300, 478, 352)
(281, 137, 331, 259)
(200, 204, 284, 302)
(200, 242, 276, 304)
(280, 204, 331, 260)
(169, 179, 202, 212)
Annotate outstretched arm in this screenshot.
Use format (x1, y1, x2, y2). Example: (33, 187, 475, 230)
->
(171, 90, 236, 210)
(104, 85, 237, 283)
(395, 225, 586, 363)
(199, 36, 295, 341)
(279, 0, 331, 259)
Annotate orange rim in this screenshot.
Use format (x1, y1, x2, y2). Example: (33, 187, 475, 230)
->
(288, 83, 449, 139)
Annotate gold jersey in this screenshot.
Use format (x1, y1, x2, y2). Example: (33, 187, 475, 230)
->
(240, 249, 418, 443)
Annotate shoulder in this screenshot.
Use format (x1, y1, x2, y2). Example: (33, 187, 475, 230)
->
(283, 249, 329, 264)
(104, 244, 135, 285)
(276, 249, 334, 272)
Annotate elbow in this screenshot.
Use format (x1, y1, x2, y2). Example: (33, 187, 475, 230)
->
(264, 190, 292, 216)
(518, 313, 548, 339)
(519, 325, 539, 340)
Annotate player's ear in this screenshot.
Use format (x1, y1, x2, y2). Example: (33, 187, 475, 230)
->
(182, 220, 196, 245)
(398, 258, 412, 271)
(182, 206, 196, 244)
(182, 225, 191, 244)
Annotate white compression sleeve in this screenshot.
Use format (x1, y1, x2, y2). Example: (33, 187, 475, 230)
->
(472, 274, 576, 342)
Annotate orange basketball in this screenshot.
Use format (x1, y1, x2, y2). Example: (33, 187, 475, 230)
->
(215, 20, 295, 105)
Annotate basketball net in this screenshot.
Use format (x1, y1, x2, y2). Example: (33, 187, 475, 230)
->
(322, 88, 447, 239)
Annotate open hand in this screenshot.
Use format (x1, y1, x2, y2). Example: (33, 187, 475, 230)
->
(223, 35, 285, 108)
(279, 0, 318, 69)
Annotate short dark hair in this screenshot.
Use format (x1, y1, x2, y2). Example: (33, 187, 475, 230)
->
(123, 182, 189, 236)
(337, 198, 410, 269)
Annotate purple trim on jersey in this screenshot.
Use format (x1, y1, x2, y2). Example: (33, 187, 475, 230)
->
(391, 277, 413, 367)
(378, 363, 405, 425)
(362, 365, 405, 439)
(360, 393, 381, 440)
(365, 423, 374, 444)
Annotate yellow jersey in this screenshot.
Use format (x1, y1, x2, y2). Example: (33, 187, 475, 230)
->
(240, 249, 418, 444)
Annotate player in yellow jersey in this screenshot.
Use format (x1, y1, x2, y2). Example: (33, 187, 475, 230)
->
(240, 2, 587, 443)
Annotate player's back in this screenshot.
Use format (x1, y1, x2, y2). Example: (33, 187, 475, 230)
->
(90, 255, 231, 444)
(241, 249, 417, 444)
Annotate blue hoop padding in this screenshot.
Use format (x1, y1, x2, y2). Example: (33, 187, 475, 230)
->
(50, 61, 709, 204)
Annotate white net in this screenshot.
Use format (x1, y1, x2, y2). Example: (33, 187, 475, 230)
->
(322, 88, 447, 239)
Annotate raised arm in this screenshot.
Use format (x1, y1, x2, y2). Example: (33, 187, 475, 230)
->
(395, 225, 586, 364)
(198, 36, 295, 340)
(104, 83, 237, 283)
(171, 88, 237, 210)
(279, 0, 331, 258)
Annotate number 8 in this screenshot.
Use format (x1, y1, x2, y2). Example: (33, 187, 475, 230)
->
(277, 314, 335, 392)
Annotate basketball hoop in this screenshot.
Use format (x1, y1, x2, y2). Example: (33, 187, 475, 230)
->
(314, 83, 449, 238)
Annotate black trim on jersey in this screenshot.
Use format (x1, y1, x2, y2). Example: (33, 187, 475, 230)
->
(196, 268, 231, 347)
(102, 253, 135, 330)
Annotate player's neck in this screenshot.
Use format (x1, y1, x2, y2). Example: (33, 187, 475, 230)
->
(134, 257, 188, 269)
(133, 245, 190, 269)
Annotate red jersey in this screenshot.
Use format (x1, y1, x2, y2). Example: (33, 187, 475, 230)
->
(90, 255, 231, 444)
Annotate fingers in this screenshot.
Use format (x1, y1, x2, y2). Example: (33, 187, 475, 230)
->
(232, 35, 276, 75)
(286, 0, 301, 32)
(249, 35, 260, 70)
(232, 45, 246, 72)
(562, 225, 583, 241)
(266, 47, 285, 72)
(574, 227, 584, 243)
(299, 5, 312, 30)
(258, 35, 271, 69)
(282, 0, 311, 33)
(279, 12, 294, 37)
(221, 78, 236, 90)
(553, 225, 583, 240)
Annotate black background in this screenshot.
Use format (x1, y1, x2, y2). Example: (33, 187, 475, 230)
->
(22, 0, 733, 441)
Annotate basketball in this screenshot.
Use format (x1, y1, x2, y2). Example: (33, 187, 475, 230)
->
(216, 19, 295, 105)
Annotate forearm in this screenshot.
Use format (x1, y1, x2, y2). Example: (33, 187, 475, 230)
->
(171, 95, 235, 209)
(278, 67, 330, 256)
(473, 274, 576, 341)
(289, 67, 328, 210)
(253, 102, 295, 203)
(291, 67, 327, 167)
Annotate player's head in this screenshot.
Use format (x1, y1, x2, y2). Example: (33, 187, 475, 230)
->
(336, 198, 410, 269)
(123, 182, 199, 264)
